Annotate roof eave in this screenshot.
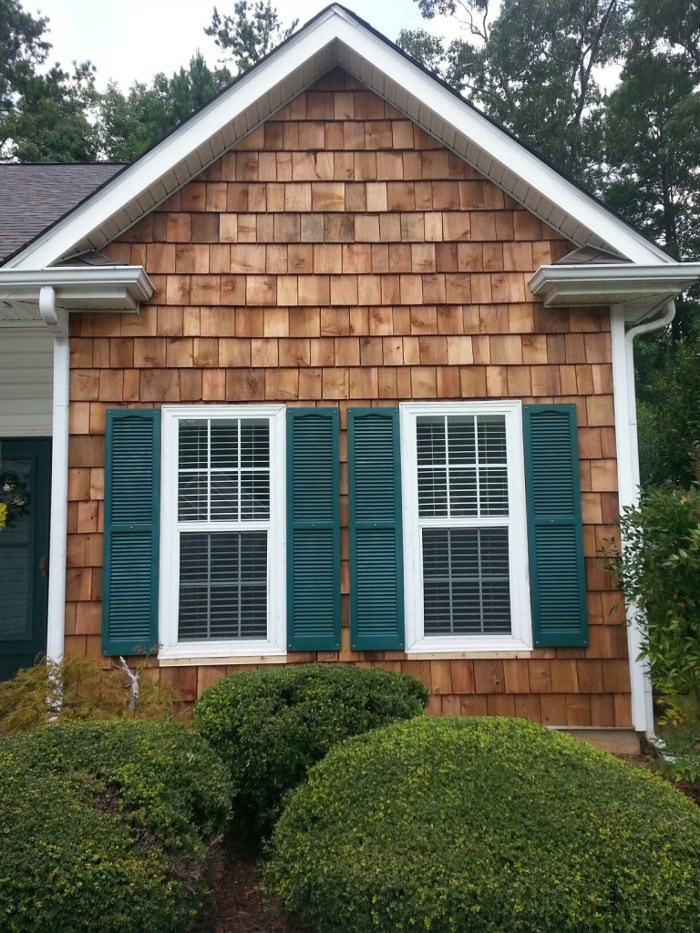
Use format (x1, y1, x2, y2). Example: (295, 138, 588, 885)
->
(529, 263, 700, 317)
(0, 266, 154, 322)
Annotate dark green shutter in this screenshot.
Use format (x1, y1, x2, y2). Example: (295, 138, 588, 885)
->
(523, 404, 587, 648)
(348, 408, 404, 650)
(102, 409, 160, 655)
(287, 408, 340, 651)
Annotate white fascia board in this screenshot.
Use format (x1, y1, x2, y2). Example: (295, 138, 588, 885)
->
(0, 266, 153, 308)
(5, 6, 671, 271)
(328, 22, 671, 266)
(529, 263, 700, 308)
(5, 15, 343, 272)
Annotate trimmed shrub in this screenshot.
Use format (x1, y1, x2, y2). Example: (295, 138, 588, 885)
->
(0, 720, 232, 932)
(194, 663, 429, 839)
(264, 716, 700, 933)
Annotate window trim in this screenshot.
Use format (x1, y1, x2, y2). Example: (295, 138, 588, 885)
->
(400, 401, 532, 654)
(158, 405, 286, 660)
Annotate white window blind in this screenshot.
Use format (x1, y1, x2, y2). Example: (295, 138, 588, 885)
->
(416, 414, 511, 636)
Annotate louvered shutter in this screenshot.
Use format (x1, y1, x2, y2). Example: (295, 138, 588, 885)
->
(523, 404, 587, 647)
(348, 408, 404, 650)
(286, 408, 340, 651)
(102, 409, 160, 655)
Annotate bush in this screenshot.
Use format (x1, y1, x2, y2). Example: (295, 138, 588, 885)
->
(194, 663, 429, 840)
(0, 720, 232, 932)
(0, 655, 183, 735)
(264, 716, 700, 933)
(605, 485, 700, 779)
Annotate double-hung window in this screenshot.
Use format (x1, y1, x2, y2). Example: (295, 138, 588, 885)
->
(159, 405, 286, 659)
(401, 401, 531, 652)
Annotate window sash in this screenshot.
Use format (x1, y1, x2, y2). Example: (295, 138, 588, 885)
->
(401, 401, 532, 653)
(158, 405, 286, 660)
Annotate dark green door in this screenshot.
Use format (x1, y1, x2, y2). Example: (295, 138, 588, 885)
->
(0, 438, 51, 681)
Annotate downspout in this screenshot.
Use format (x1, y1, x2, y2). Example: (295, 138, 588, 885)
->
(39, 286, 69, 665)
(611, 298, 676, 739)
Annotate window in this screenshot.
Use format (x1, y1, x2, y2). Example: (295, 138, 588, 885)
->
(401, 401, 532, 652)
(159, 405, 286, 659)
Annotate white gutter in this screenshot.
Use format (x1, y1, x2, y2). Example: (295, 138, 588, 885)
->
(38, 286, 69, 665)
(610, 299, 676, 737)
(0, 266, 152, 312)
(529, 263, 700, 312)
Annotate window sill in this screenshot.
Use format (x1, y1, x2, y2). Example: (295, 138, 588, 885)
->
(159, 643, 286, 664)
(406, 635, 533, 656)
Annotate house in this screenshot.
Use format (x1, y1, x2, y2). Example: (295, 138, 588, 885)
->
(1, 5, 698, 750)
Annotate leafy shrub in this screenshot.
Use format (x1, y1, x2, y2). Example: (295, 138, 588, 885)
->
(0, 655, 184, 735)
(0, 720, 232, 932)
(605, 485, 700, 779)
(264, 716, 700, 933)
(194, 663, 429, 839)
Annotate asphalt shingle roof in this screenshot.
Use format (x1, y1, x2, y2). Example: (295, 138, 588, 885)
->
(0, 163, 124, 265)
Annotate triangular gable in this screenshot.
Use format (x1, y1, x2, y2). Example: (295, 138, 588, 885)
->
(3, 4, 673, 271)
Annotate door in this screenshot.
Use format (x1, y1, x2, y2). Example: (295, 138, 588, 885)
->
(0, 438, 51, 681)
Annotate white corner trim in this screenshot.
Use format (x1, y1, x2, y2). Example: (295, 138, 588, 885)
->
(45, 310, 69, 665)
(610, 301, 675, 736)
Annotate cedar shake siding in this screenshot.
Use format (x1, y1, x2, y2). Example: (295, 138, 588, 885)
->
(65, 70, 630, 726)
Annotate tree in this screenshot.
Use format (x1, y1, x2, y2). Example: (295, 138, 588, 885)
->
(98, 53, 231, 162)
(205, 0, 298, 73)
(0, 0, 100, 161)
(399, 0, 631, 185)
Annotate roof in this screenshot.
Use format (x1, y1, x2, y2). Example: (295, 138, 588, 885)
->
(0, 164, 123, 264)
(0, 5, 685, 270)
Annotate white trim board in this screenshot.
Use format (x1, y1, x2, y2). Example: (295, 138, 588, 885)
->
(5, 5, 673, 272)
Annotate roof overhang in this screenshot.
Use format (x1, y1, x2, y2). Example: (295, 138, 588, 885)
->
(529, 263, 700, 318)
(3, 5, 674, 272)
(0, 266, 153, 322)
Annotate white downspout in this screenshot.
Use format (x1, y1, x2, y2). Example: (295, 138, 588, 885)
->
(39, 286, 69, 665)
(610, 299, 676, 738)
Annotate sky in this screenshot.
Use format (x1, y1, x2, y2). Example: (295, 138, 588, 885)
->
(30, 0, 464, 91)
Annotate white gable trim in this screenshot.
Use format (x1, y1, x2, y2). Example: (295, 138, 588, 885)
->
(5, 5, 674, 271)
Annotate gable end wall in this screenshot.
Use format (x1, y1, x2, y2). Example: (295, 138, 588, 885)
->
(65, 69, 630, 727)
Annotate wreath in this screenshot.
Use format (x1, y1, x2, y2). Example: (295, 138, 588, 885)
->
(0, 471, 30, 530)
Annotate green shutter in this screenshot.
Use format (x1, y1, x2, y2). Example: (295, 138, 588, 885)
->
(287, 408, 340, 651)
(102, 409, 160, 656)
(523, 404, 587, 648)
(348, 408, 404, 651)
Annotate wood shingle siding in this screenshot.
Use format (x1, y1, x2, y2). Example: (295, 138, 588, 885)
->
(65, 70, 630, 728)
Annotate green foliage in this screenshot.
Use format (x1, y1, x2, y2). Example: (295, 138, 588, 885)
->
(0, 720, 232, 933)
(605, 486, 700, 779)
(636, 339, 700, 486)
(400, 0, 630, 184)
(264, 716, 700, 933)
(0, 1, 100, 161)
(205, 1, 298, 73)
(98, 53, 231, 161)
(0, 655, 184, 736)
(194, 663, 429, 840)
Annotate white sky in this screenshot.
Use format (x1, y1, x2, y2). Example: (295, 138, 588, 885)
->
(31, 0, 464, 91)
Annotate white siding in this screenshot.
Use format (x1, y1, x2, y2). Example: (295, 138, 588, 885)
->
(0, 327, 53, 436)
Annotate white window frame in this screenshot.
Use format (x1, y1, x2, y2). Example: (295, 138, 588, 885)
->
(159, 404, 286, 660)
(400, 401, 532, 653)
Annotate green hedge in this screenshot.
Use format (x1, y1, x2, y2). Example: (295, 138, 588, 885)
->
(264, 716, 700, 933)
(194, 663, 429, 840)
(0, 720, 232, 933)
